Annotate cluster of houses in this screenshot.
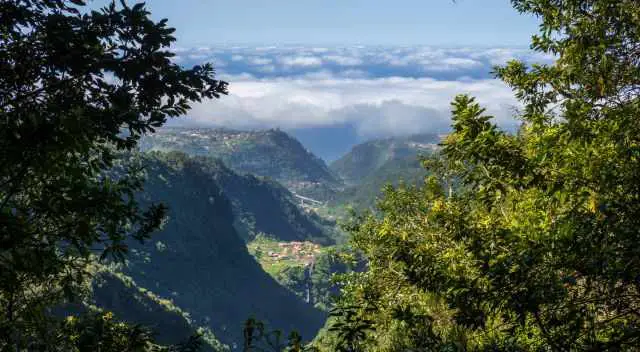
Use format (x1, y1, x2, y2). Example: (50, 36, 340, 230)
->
(265, 241, 320, 265)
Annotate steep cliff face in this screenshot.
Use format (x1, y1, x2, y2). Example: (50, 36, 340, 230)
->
(122, 153, 325, 347)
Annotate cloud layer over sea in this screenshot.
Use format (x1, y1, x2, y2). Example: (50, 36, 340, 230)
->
(170, 45, 554, 140)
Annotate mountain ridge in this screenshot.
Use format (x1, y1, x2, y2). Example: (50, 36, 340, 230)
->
(120, 153, 326, 346)
(329, 133, 442, 185)
(140, 128, 341, 196)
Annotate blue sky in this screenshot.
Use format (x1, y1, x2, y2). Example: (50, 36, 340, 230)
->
(89, 0, 540, 47)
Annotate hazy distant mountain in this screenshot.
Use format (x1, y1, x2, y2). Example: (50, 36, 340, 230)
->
(140, 128, 341, 195)
(329, 134, 442, 208)
(330, 133, 441, 185)
(140, 127, 444, 208)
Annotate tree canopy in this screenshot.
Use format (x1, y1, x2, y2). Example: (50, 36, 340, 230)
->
(0, 0, 226, 349)
(327, 0, 640, 350)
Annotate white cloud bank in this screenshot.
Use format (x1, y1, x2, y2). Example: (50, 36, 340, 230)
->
(279, 56, 323, 67)
(185, 74, 520, 138)
(167, 46, 554, 138)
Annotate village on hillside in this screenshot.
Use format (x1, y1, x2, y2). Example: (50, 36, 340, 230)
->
(247, 237, 323, 276)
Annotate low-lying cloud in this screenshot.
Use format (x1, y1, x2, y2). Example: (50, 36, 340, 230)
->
(169, 45, 553, 138)
(183, 74, 519, 138)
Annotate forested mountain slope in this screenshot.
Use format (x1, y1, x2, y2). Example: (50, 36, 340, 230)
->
(328, 134, 440, 209)
(86, 267, 228, 351)
(149, 152, 335, 244)
(118, 153, 326, 346)
(203, 157, 336, 244)
(330, 133, 440, 185)
(140, 128, 341, 196)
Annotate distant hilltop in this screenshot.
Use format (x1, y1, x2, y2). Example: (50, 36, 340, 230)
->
(140, 127, 444, 208)
(140, 127, 341, 196)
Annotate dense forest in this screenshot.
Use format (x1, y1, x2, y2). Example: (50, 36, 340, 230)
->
(2, 0, 640, 351)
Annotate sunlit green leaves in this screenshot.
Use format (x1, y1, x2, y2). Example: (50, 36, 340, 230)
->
(327, 0, 640, 350)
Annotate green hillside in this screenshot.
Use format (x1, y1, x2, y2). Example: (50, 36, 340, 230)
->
(330, 133, 440, 185)
(86, 265, 228, 351)
(119, 153, 326, 346)
(331, 156, 428, 210)
(140, 128, 341, 197)
(328, 134, 441, 209)
(149, 151, 335, 244)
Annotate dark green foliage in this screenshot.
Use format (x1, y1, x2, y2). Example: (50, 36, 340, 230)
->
(56, 312, 158, 352)
(308, 248, 361, 311)
(326, 306, 374, 352)
(0, 0, 226, 348)
(91, 273, 195, 347)
(56, 310, 208, 352)
(87, 270, 225, 351)
(242, 318, 318, 352)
